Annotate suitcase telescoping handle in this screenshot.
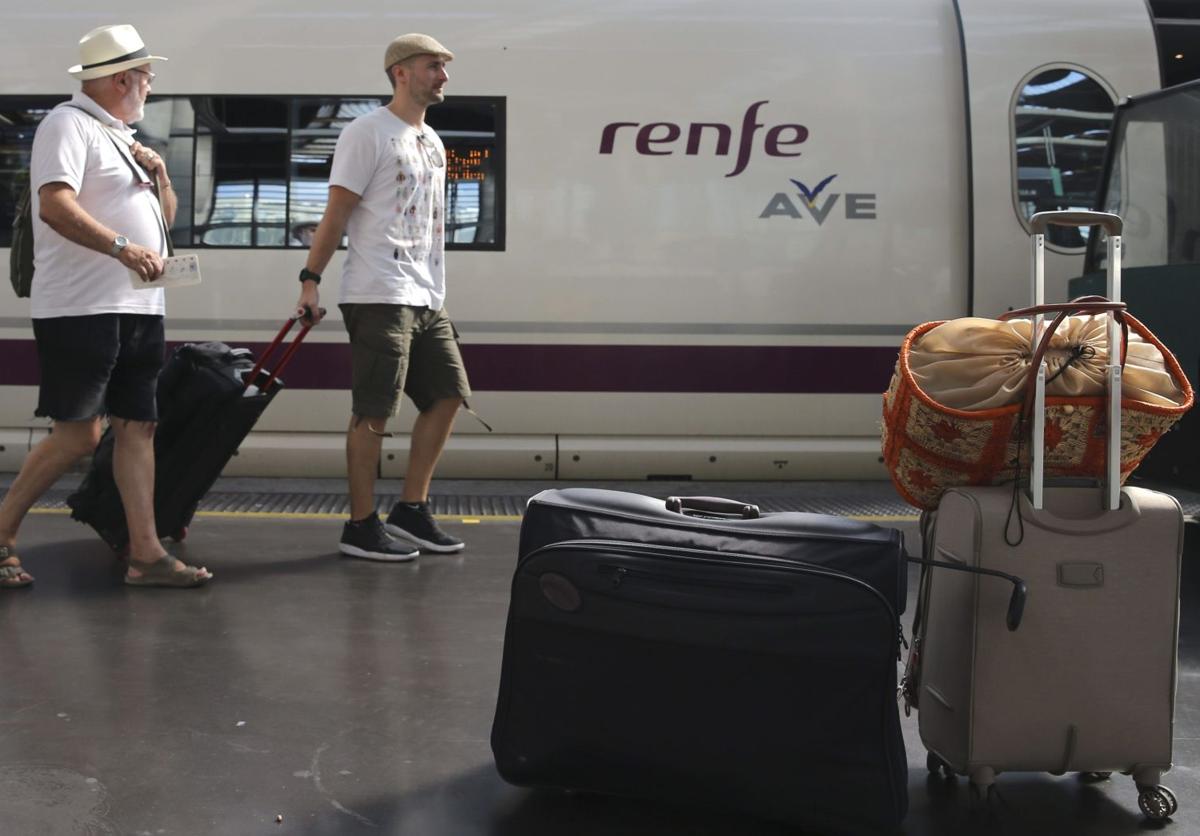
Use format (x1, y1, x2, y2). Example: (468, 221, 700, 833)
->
(906, 555, 1028, 631)
(665, 496, 761, 519)
(243, 306, 326, 395)
(1026, 210, 1124, 512)
(1029, 210, 1122, 238)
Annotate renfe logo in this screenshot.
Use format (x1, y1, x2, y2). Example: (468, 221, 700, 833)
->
(599, 100, 806, 177)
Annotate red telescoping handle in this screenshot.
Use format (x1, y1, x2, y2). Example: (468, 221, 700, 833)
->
(242, 307, 325, 394)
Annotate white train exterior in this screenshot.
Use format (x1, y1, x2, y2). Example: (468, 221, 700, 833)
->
(0, 0, 1162, 479)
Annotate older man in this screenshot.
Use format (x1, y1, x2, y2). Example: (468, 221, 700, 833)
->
(294, 33, 470, 562)
(0, 24, 211, 589)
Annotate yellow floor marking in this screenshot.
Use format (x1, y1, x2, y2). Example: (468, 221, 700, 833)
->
(188, 511, 526, 523)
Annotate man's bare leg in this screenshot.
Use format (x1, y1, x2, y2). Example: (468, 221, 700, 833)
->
(382, 398, 464, 553)
(339, 414, 420, 560)
(112, 419, 211, 581)
(401, 397, 462, 503)
(347, 415, 387, 520)
(0, 419, 101, 584)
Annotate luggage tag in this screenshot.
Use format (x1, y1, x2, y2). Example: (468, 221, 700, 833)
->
(130, 254, 202, 289)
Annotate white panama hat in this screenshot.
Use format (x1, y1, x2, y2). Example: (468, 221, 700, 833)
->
(68, 24, 167, 81)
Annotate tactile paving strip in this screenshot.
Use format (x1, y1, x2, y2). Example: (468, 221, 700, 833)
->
(30, 486, 918, 519)
(31, 482, 1200, 521)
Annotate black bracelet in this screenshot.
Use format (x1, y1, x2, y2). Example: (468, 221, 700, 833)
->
(299, 268, 322, 285)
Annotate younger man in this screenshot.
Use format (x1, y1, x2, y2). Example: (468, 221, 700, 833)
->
(294, 34, 469, 561)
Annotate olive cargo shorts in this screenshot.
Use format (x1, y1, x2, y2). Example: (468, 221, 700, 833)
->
(339, 303, 471, 418)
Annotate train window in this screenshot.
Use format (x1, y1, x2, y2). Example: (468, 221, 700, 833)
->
(193, 95, 504, 250)
(285, 96, 504, 249)
(0, 96, 69, 248)
(1013, 67, 1116, 249)
(288, 98, 372, 247)
(137, 97, 195, 248)
(0, 96, 196, 249)
(0, 93, 505, 251)
(428, 98, 504, 246)
(193, 96, 291, 246)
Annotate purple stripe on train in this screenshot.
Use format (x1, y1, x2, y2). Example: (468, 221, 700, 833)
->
(0, 339, 897, 394)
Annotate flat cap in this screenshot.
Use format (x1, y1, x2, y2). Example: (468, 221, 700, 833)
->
(384, 33, 454, 69)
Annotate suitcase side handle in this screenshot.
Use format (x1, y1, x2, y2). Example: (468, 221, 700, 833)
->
(906, 556, 1027, 631)
(665, 496, 761, 520)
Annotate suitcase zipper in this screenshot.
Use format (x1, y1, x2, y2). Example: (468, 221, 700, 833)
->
(598, 563, 791, 595)
(527, 538, 898, 627)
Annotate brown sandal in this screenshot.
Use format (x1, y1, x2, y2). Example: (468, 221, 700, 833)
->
(124, 555, 211, 588)
(0, 546, 33, 589)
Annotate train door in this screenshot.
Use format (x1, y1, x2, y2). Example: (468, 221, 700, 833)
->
(954, 0, 1159, 315)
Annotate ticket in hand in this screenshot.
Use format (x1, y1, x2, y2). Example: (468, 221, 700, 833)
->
(129, 254, 202, 289)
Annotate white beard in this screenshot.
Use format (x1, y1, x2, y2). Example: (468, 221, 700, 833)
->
(124, 86, 145, 125)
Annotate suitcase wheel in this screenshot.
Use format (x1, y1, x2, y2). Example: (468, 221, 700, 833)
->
(170, 527, 188, 543)
(1079, 771, 1112, 782)
(926, 752, 954, 778)
(968, 781, 997, 812)
(1137, 785, 1178, 821)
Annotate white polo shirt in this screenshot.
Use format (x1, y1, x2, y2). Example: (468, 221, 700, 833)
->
(329, 107, 447, 309)
(29, 92, 166, 319)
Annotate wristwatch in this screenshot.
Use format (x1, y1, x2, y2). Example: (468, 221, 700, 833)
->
(110, 235, 129, 257)
(299, 268, 322, 285)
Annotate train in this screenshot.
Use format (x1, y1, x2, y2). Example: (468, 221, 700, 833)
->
(0, 0, 1169, 480)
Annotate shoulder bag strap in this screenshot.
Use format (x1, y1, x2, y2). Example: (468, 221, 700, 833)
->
(64, 104, 175, 257)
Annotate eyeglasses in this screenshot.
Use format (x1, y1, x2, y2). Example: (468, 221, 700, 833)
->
(416, 133, 444, 168)
(128, 68, 156, 84)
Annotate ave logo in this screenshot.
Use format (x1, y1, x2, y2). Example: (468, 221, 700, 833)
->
(760, 174, 877, 224)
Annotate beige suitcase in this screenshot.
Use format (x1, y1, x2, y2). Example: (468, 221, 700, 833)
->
(907, 211, 1185, 823)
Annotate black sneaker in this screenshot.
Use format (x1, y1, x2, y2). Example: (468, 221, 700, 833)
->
(385, 501, 465, 553)
(339, 513, 419, 561)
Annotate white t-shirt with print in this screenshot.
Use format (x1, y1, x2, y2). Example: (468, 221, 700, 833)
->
(329, 107, 447, 309)
(29, 92, 166, 319)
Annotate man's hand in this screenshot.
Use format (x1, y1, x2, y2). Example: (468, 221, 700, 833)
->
(119, 243, 164, 281)
(296, 282, 324, 324)
(129, 141, 166, 179)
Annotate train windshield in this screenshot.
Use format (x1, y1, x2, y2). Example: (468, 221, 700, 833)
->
(1086, 80, 1200, 271)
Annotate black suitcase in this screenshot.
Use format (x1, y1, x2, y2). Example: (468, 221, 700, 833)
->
(68, 315, 315, 550)
(491, 488, 909, 835)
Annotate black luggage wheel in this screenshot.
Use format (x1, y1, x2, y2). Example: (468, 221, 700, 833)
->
(926, 753, 953, 778)
(1137, 785, 1178, 821)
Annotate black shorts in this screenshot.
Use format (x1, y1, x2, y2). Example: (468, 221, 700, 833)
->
(33, 313, 165, 422)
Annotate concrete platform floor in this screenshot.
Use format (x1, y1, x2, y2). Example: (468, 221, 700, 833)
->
(1, 480, 1198, 835)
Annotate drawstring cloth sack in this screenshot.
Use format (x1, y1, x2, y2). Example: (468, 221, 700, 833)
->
(881, 299, 1193, 510)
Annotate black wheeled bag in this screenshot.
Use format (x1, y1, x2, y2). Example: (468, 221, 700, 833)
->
(491, 488, 909, 835)
(67, 316, 314, 550)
